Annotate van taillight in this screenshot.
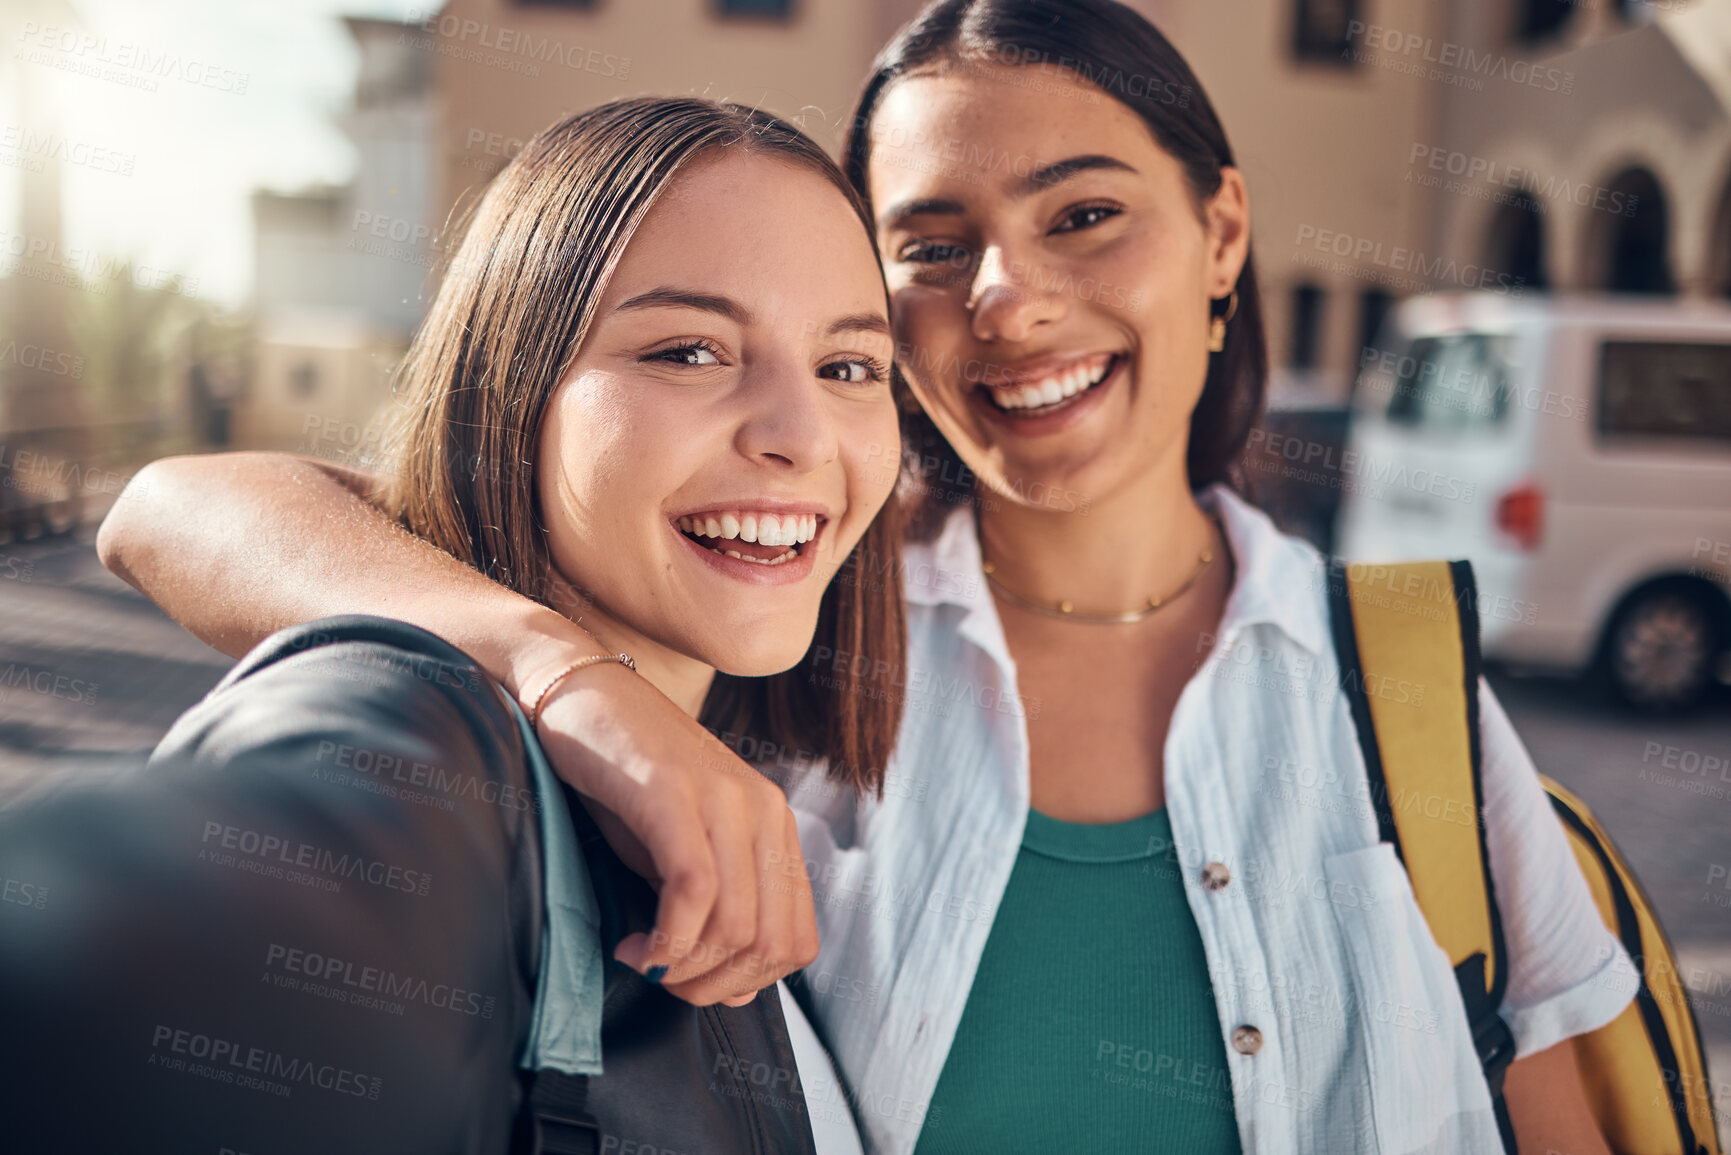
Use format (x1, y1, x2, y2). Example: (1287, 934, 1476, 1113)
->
(1495, 483, 1544, 551)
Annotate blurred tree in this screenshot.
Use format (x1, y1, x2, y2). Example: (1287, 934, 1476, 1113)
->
(66, 267, 252, 461)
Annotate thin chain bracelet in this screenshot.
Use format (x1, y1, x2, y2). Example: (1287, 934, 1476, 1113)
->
(525, 651, 637, 732)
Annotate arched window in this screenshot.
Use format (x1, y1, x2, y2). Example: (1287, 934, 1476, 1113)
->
(290, 362, 320, 398)
(1485, 191, 1549, 292)
(1516, 0, 1576, 43)
(1292, 0, 1362, 65)
(1289, 283, 1326, 371)
(1587, 168, 1674, 295)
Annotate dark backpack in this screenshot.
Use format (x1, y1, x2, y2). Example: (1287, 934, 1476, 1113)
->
(0, 616, 820, 1155)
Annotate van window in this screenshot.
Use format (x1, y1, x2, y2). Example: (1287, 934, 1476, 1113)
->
(1598, 342, 1731, 442)
(1379, 334, 1513, 431)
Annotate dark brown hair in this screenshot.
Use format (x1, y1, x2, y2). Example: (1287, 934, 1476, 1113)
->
(384, 97, 906, 793)
(843, 0, 1269, 532)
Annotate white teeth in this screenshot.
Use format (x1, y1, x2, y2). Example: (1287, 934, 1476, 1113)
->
(677, 509, 820, 547)
(989, 356, 1114, 411)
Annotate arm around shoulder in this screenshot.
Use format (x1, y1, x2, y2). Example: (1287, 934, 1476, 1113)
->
(96, 450, 605, 703)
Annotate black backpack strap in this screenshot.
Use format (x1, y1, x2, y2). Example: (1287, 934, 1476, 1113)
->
(1326, 558, 1518, 1154)
(524, 1069, 602, 1155)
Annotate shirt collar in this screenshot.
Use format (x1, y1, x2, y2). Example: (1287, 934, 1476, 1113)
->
(1204, 485, 1331, 658)
(903, 500, 1014, 669)
(900, 484, 1330, 659)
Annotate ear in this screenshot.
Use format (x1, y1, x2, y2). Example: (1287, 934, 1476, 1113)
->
(1204, 167, 1251, 297)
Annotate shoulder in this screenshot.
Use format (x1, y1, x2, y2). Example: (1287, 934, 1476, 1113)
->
(153, 614, 528, 787)
(0, 615, 544, 1148)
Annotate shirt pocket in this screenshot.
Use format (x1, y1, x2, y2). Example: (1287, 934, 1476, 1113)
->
(1323, 842, 1497, 1154)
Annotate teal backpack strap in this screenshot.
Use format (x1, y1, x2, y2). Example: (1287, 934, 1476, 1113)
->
(507, 697, 605, 1155)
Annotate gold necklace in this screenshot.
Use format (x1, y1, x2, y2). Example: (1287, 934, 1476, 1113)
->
(981, 524, 1218, 625)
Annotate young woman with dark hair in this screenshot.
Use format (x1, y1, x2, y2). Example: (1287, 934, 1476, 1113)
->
(100, 2, 1633, 1151)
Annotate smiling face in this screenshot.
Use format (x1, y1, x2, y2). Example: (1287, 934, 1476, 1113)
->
(535, 151, 899, 691)
(867, 60, 1249, 515)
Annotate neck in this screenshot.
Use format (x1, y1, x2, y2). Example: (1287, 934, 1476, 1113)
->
(977, 455, 1217, 616)
(556, 579, 715, 717)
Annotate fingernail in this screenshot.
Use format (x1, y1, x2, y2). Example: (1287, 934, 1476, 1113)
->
(644, 965, 667, 985)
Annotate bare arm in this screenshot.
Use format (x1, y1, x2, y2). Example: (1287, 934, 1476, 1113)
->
(98, 452, 817, 1006)
(1503, 1037, 1614, 1155)
(97, 453, 582, 699)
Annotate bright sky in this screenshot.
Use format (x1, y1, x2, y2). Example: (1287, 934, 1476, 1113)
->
(2, 0, 421, 306)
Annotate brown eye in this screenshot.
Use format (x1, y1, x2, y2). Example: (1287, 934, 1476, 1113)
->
(897, 240, 973, 265)
(1052, 204, 1122, 234)
(644, 341, 722, 367)
(819, 357, 888, 385)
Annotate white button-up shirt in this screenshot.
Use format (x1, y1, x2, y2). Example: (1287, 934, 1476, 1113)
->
(781, 486, 1638, 1155)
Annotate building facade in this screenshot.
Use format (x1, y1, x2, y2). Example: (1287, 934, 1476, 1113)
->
(243, 16, 436, 453)
(399, 0, 1725, 409)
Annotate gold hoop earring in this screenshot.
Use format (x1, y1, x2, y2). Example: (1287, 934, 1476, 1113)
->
(1207, 290, 1239, 353)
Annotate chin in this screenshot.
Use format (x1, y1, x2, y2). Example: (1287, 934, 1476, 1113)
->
(696, 621, 819, 680)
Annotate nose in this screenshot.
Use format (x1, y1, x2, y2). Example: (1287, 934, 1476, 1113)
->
(734, 358, 840, 474)
(968, 245, 1066, 344)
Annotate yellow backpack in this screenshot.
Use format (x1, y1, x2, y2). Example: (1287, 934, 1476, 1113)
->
(1326, 558, 1721, 1155)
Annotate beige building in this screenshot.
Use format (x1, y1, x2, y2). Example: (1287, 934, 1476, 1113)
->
(409, 0, 1722, 408)
(418, 0, 928, 214)
(1164, 0, 1730, 402)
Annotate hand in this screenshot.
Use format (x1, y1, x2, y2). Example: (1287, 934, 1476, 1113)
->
(530, 662, 820, 1007)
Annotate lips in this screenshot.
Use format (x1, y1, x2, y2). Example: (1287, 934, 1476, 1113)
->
(981, 353, 1118, 414)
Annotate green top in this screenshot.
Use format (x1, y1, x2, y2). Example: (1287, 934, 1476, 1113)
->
(912, 807, 1244, 1154)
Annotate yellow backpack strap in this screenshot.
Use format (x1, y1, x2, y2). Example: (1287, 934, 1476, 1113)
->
(1326, 558, 1517, 1149)
(1544, 776, 1722, 1155)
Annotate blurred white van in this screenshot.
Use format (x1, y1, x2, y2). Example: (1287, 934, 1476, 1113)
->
(1336, 293, 1731, 711)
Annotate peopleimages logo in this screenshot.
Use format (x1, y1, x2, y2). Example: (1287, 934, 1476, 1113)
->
(1344, 20, 1574, 95)
(1293, 225, 1525, 296)
(148, 1024, 382, 1099)
(199, 821, 432, 896)
(1406, 145, 1639, 218)
(264, 943, 496, 1019)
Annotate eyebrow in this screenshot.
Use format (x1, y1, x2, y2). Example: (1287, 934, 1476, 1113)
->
(879, 196, 967, 231)
(878, 154, 1139, 230)
(827, 312, 892, 338)
(616, 287, 751, 324)
(617, 287, 888, 340)
(1015, 154, 1139, 195)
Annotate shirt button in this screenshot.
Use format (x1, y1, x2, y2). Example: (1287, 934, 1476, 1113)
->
(1231, 1025, 1263, 1056)
(1202, 861, 1231, 891)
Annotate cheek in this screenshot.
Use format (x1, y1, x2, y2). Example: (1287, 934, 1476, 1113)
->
(1090, 230, 1175, 316)
(842, 399, 904, 526)
(538, 382, 662, 542)
(891, 285, 969, 382)
(1105, 231, 1210, 366)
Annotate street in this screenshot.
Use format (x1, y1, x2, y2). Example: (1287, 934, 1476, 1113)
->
(2, 530, 1728, 1142)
